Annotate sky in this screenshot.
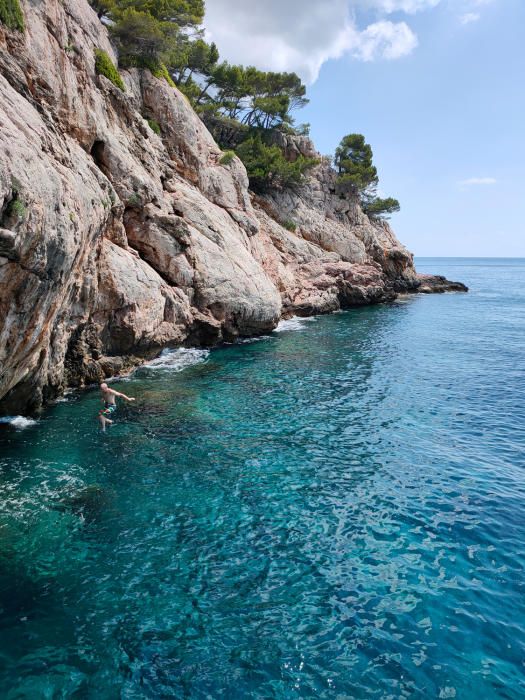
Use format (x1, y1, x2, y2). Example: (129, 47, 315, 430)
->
(205, 0, 525, 256)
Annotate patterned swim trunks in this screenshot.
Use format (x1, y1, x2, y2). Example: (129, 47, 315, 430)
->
(99, 403, 117, 417)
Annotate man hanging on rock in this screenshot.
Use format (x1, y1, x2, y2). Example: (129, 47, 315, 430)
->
(98, 382, 135, 431)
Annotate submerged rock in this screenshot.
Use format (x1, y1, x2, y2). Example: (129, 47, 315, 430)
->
(55, 484, 113, 522)
(0, 0, 465, 414)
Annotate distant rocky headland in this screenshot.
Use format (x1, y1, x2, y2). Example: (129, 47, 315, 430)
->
(0, 0, 466, 415)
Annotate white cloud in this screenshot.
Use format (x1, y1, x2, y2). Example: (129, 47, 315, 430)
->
(204, 0, 494, 83)
(458, 0, 498, 25)
(361, 0, 442, 13)
(460, 12, 480, 24)
(459, 177, 497, 186)
(351, 21, 418, 61)
(205, 0, 419, 83)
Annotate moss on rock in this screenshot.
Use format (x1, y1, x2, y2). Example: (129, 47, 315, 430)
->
(152, 62, 176, 88)
(0, 0, 25, 32)
(146, 118, 161, 136)
(219, 150, 236, 166)
(94, 49, 126, 92)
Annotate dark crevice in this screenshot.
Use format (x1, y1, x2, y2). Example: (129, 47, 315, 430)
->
(1, 188, 22, 229)
(136, 246, 176, 288)
(90, 140, 110, 179)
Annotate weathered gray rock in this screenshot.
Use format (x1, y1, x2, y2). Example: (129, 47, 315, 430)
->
(0, 0, 463, 414)
(257, 159, 418, 295)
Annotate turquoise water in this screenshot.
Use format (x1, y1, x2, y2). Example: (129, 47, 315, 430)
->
(0, 258, 524, 698)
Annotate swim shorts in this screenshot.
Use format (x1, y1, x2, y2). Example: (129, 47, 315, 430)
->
(99, 403, 117, 417)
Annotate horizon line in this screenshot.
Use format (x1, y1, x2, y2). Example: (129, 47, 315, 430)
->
(414, 255, 525, 259)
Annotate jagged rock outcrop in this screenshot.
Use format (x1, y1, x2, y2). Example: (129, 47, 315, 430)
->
(416, 274, 468, 294)
(0, 0, 465, 414)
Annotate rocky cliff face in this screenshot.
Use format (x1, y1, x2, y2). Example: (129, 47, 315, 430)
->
(0, 0, 464, 414)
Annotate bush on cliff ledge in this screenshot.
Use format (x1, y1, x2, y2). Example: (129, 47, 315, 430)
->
(235, 133, 318, 194)
(0, 0, 25, 31)
(94, 49, 126, 91)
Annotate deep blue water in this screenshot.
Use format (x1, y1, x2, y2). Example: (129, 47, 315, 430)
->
(0, 258, 524, 699)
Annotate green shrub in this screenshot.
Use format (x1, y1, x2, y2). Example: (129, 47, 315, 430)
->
(146, 118, 161, 135)
(151, 62, 176, 88)
(94, 49, 126, 91)
(5, 197, 26, 221)
(235, 133, 318, 193)
(0, 0, 24, 32)
(219, 150, 235, 166)
(282, 220, 297, 232)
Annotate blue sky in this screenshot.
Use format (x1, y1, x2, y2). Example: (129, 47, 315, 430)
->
(207, 0, 524, 256)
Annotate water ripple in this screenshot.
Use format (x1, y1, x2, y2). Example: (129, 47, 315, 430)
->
(0, 259, 524, 697)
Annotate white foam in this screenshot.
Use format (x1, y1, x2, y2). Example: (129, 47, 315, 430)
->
(238, 335, 271, 344)
(106, 375, 131, 383)
(274, 316, 315, 333)
(0, 416, 38, 430)
(143, 347, 210, 372)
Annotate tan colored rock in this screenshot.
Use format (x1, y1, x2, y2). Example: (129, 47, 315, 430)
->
(258, 159, 417, 290)
(250, 205, 394, 317)
(0, 0, 455, 415)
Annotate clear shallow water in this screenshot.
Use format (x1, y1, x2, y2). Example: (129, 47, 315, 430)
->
(0, 258, 524, 699)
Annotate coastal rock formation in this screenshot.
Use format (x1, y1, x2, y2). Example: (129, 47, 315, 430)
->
(417, 274, 468, 294)
(0, 0, 465, 414)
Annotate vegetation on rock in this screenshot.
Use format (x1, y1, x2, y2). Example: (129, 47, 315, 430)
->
(362, 195, 400, 219)
(89, 1, 399, 215)
(89, 0, 312, 193)
(5, 197, 25, 221)
(146, 118, 161, 135)
(94, 49, 126, 91)
(219, 150, 236, 166)
(110, 8, 170, 70)
(151, 62, 176, 87)
(235, 133, 318, 193)
(94, 1, 204, 76)
(0, 0, 24, 31)
(335, 134, 400, 219)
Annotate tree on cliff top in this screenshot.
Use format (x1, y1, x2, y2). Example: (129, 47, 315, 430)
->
(192, 65, 308, 130)
(90, 0, 308, 135)
(335, 134, 378, 192)
(110, 8, 172, 68)
(90, 0, 311, 195)
(117, 0, 204, 26)
(335, 134, 400, 220)
(91, 0, 204, 27)
(90, 0, 204, 72)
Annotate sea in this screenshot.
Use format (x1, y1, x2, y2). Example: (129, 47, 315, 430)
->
(0, 258, 523, 698)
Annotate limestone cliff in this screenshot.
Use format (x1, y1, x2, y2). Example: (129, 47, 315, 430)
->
(0, 0, 465, 414)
